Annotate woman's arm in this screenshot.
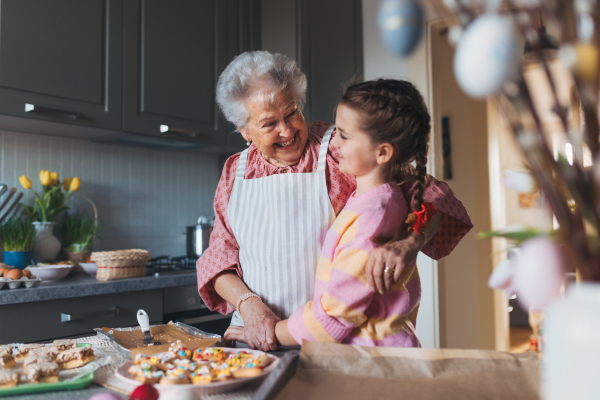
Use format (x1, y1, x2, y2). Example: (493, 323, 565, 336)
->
(366, 175, 473, 294)
(366, 211, 442, 294)
(212, 271, 281, 351)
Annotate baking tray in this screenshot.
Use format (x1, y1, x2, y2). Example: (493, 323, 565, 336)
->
(94, 322, 221, 359)
(253, 350, 300, 400)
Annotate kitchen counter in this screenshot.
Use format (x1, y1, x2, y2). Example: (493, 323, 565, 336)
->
(0, 271, 197, 305)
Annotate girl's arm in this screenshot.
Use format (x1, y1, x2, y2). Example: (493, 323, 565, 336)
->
(223, 319, 298, 347)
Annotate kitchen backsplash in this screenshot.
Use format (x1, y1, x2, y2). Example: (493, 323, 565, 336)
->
(0, 129, 222, 258)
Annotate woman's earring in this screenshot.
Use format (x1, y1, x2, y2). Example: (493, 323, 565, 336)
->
(246, 140, 252, 146)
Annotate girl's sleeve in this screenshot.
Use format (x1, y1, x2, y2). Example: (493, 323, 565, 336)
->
(404, 175, 473, 259)
(288, 216, 375, 343)
(196, 155, 243, 315)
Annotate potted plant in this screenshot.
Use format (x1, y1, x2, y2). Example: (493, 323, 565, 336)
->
(0, 217, 35, 269)
(61, 213, 100, 268)
(19, 171, 81, 262)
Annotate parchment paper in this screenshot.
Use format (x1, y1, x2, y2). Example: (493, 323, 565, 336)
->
(101, 325, 219, 357)
(275, 341, 541, 400)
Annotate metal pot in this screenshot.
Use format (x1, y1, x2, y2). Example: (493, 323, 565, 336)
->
(186, 216, 214, 258)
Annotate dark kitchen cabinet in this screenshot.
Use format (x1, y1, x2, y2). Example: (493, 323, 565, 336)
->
(122, 0, 260, 146)
(0, 0, 123, 130)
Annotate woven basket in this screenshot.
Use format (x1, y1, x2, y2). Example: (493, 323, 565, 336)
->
(91, 249, 151, 281)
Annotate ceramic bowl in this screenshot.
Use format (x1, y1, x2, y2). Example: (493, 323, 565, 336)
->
(79, 262, 98, 276)
(26, 265, 72, 281)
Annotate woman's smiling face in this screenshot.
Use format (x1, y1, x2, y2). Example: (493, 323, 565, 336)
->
(239, 90, 309, 167)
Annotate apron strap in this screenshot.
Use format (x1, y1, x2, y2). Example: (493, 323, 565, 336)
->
(235, 149, 249, 181)
(317, 125, 335, 172)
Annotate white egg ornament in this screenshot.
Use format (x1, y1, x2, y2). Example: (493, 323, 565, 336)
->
(377, 0, 424, 57)
(454, 14, 520, 98)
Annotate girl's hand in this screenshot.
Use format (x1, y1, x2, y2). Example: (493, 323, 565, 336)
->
(224, 326, 246, 345)
(366, 232, 423, 295)
(239, 298, 281, 351)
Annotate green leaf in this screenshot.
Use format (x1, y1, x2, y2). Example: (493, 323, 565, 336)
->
(478, 226, 555, 245)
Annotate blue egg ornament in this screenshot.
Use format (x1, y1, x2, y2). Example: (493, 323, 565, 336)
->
(453, 14, 520, 98)
(377, 0, 424, 57)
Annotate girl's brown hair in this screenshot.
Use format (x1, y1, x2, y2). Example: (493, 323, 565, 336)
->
(338, 79, 431, 244)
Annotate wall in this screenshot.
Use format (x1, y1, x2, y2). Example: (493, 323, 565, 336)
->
(0, 130, 220, 258)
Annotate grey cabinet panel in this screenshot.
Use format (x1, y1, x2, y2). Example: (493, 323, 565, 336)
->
(0, 0, 123, 129)
(0, 289, 162, 344)
(123, 0, 260, 146)
(298, 0, 363, 123)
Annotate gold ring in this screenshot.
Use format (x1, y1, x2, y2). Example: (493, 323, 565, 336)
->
(384, 266, 395, 275)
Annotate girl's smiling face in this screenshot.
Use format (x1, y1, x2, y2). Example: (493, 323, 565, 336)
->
(332, 104, 382, 177)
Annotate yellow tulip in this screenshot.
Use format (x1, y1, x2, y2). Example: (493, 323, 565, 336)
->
(40, 170, 51, 186)
(70, 177, 81, 192)
(19, 175, 32, 190)
(50, 171, 59, 186)
(62, 177, 72, 191)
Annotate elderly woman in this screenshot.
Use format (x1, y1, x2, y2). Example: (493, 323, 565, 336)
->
(197, 51, 472, 351)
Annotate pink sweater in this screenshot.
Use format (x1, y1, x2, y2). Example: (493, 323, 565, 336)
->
(288, 183, 421, 347)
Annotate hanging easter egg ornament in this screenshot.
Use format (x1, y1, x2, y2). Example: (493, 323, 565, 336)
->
(454, 14, 520, 98)
(377, 0, 424, 57)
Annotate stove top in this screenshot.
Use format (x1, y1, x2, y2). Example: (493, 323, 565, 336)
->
(146, 255, 197, 276)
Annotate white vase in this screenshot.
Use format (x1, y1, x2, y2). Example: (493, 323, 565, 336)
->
(543, 282, 600, 400)
(32, 222, 61, 263)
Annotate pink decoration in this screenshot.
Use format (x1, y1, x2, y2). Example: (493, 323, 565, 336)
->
(511, 237, 565, 309)
(129, 384, 159, 400)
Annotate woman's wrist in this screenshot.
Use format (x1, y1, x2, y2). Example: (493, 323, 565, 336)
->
(236, 292, 262, 314)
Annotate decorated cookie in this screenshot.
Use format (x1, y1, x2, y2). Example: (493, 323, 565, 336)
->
(56, 347, 95, 369)
(15, 344, 45, 361)
(25, 362, 60, 383)
(0, 370, 20, 388)
(0, 353, 16, 369)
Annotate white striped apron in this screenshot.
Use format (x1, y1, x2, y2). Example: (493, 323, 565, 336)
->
(228, 126, 336, 325)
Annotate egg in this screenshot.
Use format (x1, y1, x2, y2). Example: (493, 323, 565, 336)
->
(88, 393, 123, 400)
(6, 269, 23, 280)
(0, 268, 6, 277)
(130, 384, 159, 400)
(377, 0, 424, 57)
(454, 14, 520, 98)
(158, 387, 198, 400)
(22, 269, 32, 279)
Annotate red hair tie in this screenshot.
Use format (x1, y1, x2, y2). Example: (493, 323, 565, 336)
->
(413, 202, 437, 232)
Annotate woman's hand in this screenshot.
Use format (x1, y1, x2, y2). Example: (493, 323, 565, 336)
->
(366, 211, 443, 294)
(366, 233, 423, 295)
(239, 297, 281, 351)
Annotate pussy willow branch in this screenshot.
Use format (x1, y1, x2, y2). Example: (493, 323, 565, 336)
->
(500, 81, 599, 280)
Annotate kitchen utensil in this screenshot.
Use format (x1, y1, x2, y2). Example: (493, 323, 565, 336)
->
(26, 265, 72, 281)
(185, 215, 214, 258)
(0, 184, 7, 197)
(0, 187, 24, 223)
(137, 309, 161, 345)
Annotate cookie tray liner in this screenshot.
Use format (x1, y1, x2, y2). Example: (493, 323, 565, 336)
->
(94, 322, 221, 359)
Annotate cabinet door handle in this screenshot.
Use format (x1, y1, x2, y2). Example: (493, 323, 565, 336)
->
(160, 125, 199, 137)
(25, 103, 81, 120)
(61, 307, 120, 322)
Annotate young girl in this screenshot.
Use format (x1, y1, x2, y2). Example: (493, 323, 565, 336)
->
(227, 79, 436, 347)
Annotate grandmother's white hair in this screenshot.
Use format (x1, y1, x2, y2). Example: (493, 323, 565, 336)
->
(216, 51, 307, 128)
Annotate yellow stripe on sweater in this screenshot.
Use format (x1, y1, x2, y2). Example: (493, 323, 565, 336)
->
(315, 256, 332, 281)
(303, 301, 336, 343)
(352, 313, 416, 341)
(321, 292, 368, 327)
(328, 210, 358, 236)
(330, 248, 370, 286)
